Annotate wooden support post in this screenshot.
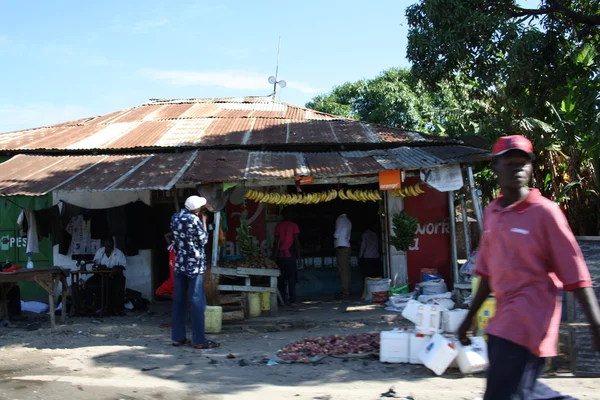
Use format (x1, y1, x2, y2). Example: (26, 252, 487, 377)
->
(48, 279, 56, 329)
(61, 276, 68, 323)
(270, 276, 278, 317)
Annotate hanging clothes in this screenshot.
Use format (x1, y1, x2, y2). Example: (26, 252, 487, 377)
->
(58, 202, 81, 255)
(67, 214, 101, 256)
(34, 205, 62, 246)
(17, 210, 40, 254)
(90, 209, 110, 240)
(126, 201, 156, 250)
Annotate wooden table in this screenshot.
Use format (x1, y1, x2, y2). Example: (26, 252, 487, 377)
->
(212, 267, 281, 317)
(0, 267, 68, 328)
(70, 270, 117, 317)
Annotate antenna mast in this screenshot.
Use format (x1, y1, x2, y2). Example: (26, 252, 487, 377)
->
(268, 36, 286, 98)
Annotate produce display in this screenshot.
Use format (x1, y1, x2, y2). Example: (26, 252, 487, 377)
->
(390, 183, 425, 198)
(244, 189, 382, 205)
(219, 254, 278, 270)
(277, 333, 380, 363)
(390, 211, 419, 252)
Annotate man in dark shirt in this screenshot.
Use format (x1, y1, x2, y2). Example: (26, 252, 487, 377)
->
(170, 196, 220, 349)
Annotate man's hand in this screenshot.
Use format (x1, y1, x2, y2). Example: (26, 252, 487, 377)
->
(458, 315, 475, 346)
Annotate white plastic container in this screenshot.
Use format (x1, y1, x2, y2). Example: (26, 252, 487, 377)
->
(380, 328, 410, 363)
(409, 332, 430, 364)
(415, 304, 443, 335)
(401, 300, 421, 324)
(444, 309, 469, 333)
(419, 333, 458, 376)
(455, 336, 489, 374)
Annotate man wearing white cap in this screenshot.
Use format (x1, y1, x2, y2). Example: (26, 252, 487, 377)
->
(170, 195, 220, 349)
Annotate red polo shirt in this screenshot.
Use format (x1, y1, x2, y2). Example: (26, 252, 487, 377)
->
(475, 189, 592, 357)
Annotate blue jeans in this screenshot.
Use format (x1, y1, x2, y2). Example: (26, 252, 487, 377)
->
(172, 272, 206, 346)
(485, 335, 576, 400)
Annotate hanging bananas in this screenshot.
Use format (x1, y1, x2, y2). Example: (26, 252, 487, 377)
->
(390, 183, 425, 198)
(244, 188, 383, 205)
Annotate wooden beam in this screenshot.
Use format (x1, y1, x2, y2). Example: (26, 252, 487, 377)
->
(217, 285, 276, 293)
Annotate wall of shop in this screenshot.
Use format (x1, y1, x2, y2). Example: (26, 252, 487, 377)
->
(403, 177, 452, 290)
(0, 193, 54, 300)
(52, 190, 154, 300)
(386, 192, 407, 286)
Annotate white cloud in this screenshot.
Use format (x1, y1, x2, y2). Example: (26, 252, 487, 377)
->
(141, 68, 324, 94)
(0, 104, 90, 133)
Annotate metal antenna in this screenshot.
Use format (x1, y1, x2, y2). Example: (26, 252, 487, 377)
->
(268, 36, 286, 98)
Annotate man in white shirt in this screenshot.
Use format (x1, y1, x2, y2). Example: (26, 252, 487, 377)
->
(94, 238, 127, 269)
(86, 237, 127, 315)
(359, 223, 382, 280)
(334, 213, 352, 298)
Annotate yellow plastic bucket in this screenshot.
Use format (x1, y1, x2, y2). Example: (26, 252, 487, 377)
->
(248, 293, 261, 318)
(472, 276, 494, 297)
(205, 306, 223, 334)
(475, 297, 496, 341)
(260, 292, 271, 311)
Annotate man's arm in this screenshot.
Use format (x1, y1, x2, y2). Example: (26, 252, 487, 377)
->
(544, 203, 599, 350)
(359, 233, 366, 258)
(334, 218, 342, 239)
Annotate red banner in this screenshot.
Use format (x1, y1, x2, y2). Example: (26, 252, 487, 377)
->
(223, 199, 267, 257)
(403, 177, 452, 289)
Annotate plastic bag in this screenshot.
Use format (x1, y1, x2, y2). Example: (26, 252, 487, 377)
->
(422, 273, 443, 282)
(419, 279, 448, 295)
(460, 250, 478, 278)
(389, 285, 409, 295)
(365, 279, 391, 302)
(372, 291, 389, 303)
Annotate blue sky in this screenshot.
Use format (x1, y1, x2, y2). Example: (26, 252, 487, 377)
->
(0, 0, 539, 132)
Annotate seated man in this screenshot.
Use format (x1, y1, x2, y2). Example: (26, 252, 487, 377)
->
(94, 238, 127, 269)
(85, 238, 127, 315)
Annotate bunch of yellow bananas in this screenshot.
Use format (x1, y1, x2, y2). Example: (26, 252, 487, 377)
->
(337, 189, 382, 202)
(390, 183, 425, 198)
(244, 189, 339, 205)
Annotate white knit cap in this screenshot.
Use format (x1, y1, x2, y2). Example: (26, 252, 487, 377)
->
(184, 195, 207, 211)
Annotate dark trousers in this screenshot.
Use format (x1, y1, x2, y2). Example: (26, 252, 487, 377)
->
(277, 258, 297, 304)
(360, 258, 382, 280)
(172, 273, 206, 346)
(485, 335, 576, 400)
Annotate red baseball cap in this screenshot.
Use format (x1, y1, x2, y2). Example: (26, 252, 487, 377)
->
(492, 135, 534, 158)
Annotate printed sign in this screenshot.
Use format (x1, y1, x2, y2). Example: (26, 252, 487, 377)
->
(420, 165, 463, 192)
(295, 176, 314, 185)
(379, 170, 402, 190)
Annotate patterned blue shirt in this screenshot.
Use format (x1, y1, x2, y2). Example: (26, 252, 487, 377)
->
(170, 209, 209, 276)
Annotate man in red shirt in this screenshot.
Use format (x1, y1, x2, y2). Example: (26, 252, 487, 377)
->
(273, 208, 302, 306)
(459, 135, 600, 400)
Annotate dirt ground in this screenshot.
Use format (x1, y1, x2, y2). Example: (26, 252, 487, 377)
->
(1, 300, 598, 400)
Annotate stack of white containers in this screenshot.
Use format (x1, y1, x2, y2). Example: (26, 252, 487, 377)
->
(379, 299, 489, 376)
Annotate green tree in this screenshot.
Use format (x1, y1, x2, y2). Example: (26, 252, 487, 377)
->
(406, 0, 600, 234)
(306, 68, 465, 133)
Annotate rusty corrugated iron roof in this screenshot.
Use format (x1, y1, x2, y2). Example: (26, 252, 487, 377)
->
(0, 146, 490, 195)
(0, 97, 456, 152)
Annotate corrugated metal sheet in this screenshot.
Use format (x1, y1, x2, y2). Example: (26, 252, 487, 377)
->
(57, 155, 148, 192)
(0, 152, 196, 196)
(245, 151, 300, 179)
(0, 97, 458, 151)
(305, 153, 351, 177)
(183, 150, 249, 183)
(114, 152, 197, 190)
(0, 145, 490, 195)
(248, 119, 287, 145)
(421, 145, 490, 164)
(155, 119, 213, 147)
